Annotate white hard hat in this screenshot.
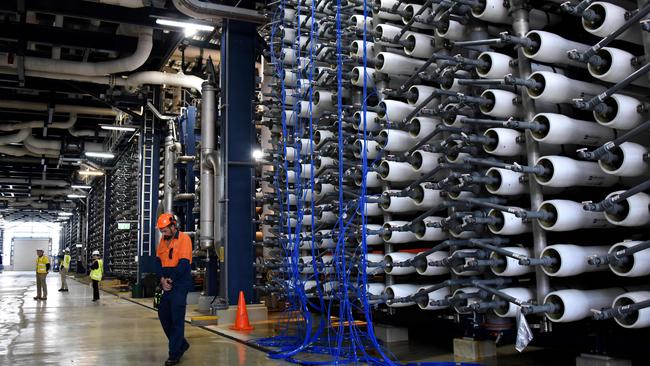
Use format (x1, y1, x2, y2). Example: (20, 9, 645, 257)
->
(64, 248, 70, 252)
(91, 250, 101, 256)
(36, 248, 44, 252)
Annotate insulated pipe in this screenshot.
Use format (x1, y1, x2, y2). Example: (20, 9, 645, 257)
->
(531, 113, 615, 146)
(172, 0, 266, 24)
(483, 128, 526, 156)
(199, 82, 218, 250)
(384, 252, 417, 275)
(378, 129, 418, 152)
(355, 171, 382, 188)
(356, 224, 384, 246)
(411, 151, 443, 174)
(493, 287, 535, 318)
(375, 52, 435, 76)
(374, 24, 410, 43)
(435, 17, 467, 41)
(382, 220, 417, 243)
(0, 146, 47, 157)
(540, 244, 610, 277)
(0, 100, 117, 116)
(599, 142, 650, 177)
(354, 110, 380, 131)
(453, 287, 482, 314)
(538, 199, 613, 231)
(372, 0, 406, 21)
(351, 67, 376, 88)
(593, 94, 646, 130)
(23, 27, 153, 76)
(612, 291, 650, 328)
(403, 32, 437, 58)
(415, 251, 450, 276)
(30, 188, 76, 196)
(417, 286, 451, 310)
(535, 156, 618, 187)
(485, 168, 529, 195)
(414, 216, 448, 241)
(384, 284, 421, 307)
(0, 128, 30, 144)
(378, 160, 420, 182)
(377, 100, 416, 123)
(544, 288, 626, 322)
(353, 139, 381, 159)
(588, 47, 645, 86)
(350, 15, 372, 31)
(412, 184, 445, 209)
(406, 86, 440, 108)
(487, 210, 532, 235)
(609, 241, 650, 277)
(350, 40, 376, 59)
(408, 117, 440, 140)
(380, 191, 419, 213)
(0, 113, 78, 131)
(490, 247, 535, 277)
(93, 0, 146, 7)
(522, 31, 590, 67)
(0, 178, 69, 187)
(163, 132, 176, 213)
(472, 0, 560, 27)
(604, 192, 650, 227)
(582, 2, 643, 45)
(526, 71, 608, 104)
(475, 51, 564, 79)
(479, 89, 521, 118)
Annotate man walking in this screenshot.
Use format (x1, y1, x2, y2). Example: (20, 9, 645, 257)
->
(34, 249, 50, 300)
(59, 248, 71, 292)
(89, 250, 103, 301)
(155, 213, 192, 366)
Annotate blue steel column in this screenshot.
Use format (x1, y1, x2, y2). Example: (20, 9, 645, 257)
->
(102, 174, 111, 275)
(220, 19, 257, 304)
(178, 106, 198, 232)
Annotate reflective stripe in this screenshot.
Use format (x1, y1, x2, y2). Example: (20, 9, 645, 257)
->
(90, 259, 103, 281)
(36, 256, 49, 274)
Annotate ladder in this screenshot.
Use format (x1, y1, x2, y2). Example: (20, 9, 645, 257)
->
(138, 111, 156, 274)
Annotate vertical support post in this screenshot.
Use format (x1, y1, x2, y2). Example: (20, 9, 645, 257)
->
(102, 175, 111, 275)
(509, 0, 550, 314)
(179, 106, 198, 232)
(639, 0, 650, 83)
(221, 19, 257, 305)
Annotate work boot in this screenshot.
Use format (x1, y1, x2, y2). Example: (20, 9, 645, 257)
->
(164, 358, 180, 366)
(33, 297, 41, 300)
(58, 289, 64, 292)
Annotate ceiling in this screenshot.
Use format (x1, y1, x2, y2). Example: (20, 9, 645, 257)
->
(0, 0, 224, 225)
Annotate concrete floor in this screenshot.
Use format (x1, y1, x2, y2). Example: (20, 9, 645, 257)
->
(0, 271, 289, 366)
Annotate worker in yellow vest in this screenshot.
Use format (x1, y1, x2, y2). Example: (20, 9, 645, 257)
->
(58, 248, 71, 292)
(89, 250, 103, 301)
(34, 249, 50, 300)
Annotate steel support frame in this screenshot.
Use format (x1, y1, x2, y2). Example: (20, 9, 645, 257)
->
(177, 106, 198, 232)
(219, 19, 257, 304)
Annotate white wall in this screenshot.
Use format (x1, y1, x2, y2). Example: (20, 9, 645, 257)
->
(2, 222, 61, 270)
(13, 238, 51, 271)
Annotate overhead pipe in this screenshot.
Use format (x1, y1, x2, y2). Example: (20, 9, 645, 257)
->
(0, 178, 69, 187)
(21, 27, 153, 76)
(0, 128, 30, 144)
(0, 99, 117, 116)
(171, 0, 266, 24)
(0, 113, 78, 131)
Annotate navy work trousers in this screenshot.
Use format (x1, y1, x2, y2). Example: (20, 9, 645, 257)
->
(158, 285, 190, 359)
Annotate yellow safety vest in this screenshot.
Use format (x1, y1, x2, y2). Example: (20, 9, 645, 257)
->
(90, 259, 103, 281)
(36, 256, 49, 274)
(62, 255, 71, 269)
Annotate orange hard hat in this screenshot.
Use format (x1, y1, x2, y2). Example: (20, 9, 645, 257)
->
(156, 213, 176, 229)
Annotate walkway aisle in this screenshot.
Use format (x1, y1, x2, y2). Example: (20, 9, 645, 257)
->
(0, 271, 287, 366)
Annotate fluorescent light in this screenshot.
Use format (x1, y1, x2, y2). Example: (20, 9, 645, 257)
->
(78, 170, 104, 176)
(67, 194, 87, 199)
(71, 184, 92, 189)
(252, 149, 264, 160)
(85, 151, 115, 159)
(155, 19, 215, 34)
(58, 212, 73, 216)
(76, 244, 83, 248)
(100, 124, 137, 132)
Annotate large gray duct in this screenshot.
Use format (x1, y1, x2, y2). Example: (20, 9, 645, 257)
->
(0, 178, 69, 187)
(199, 81, 219, 250)
(0, 114, 77, 131)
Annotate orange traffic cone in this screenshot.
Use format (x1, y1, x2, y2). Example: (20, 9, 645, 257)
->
(230, 291, 254, 331)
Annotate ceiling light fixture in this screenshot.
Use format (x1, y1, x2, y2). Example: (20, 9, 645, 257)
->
(77, 170, 104, 177)
(67, 194, 87, 199)
(71, 184, 92, 189)
(84, 151, 115, 159)
(58, 212, 74, 216)
(155, 19, 214, 37)
(100, 124, 138, 132)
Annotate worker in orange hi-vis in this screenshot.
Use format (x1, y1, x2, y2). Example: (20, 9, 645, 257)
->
(155, 213, 193, 366)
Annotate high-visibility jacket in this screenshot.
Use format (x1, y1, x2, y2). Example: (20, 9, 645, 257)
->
(36, 255, 49, 274)
(62, 254, 71, 270)
(90, 259, 103, 281)
(156, 231, 193, 288)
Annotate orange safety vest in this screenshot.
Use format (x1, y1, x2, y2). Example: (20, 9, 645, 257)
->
(156, 231, 193, 267)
